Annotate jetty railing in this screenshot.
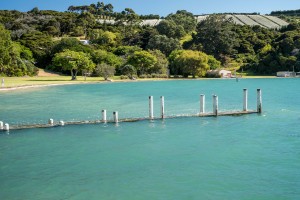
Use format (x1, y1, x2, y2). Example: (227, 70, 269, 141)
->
(0, 89, 262, 132)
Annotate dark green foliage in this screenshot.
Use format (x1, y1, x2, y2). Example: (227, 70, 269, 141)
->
(147, 35, 181, 56)
(193, 15, 238, 61)
(1, 3, 300, 77)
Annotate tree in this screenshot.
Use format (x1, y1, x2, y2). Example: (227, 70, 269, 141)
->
(207, 55, 221, 70)
(52, 50, 95, 80)
(156, 20, 185, 39)
(89, 29, 120, 49)
(127, 50, 157, 75)
(92, 49, 122, 67)
(19, 31, 54, 67)
(149, 50, 169, 74)
(119, 64, 136, 79)
(0, 24, 37, 76)
(76, 12, 96, 38)
(169, 50, 209, 77)
(147, 35, 181, 56)
(165, 10, 197, 33)
(193, 15, 238, 61)
(0, 24, 13, 74)
(95, 63, 115, 80)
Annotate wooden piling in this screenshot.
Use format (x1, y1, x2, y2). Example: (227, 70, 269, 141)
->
(213, 95, 218, 116)
(149, 96, 154, 119)
(48, 119, 54, 125)
(102, 110, 107, 123)
(243, 89, 248, 111)
(200, 94, 205, 114)
(257, 89, 262, 113)
(4, 123, 9, 131)
(113, 111, 118, 123)
(160, 96, 165, 119)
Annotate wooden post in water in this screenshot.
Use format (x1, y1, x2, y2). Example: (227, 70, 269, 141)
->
(102, 110, 107, 123)
(213, 95, 218, 116)
(4, 123, 9, 131)
(113, 111, 118, 123)
(48, 119, 54, 125)
(160, 96, 165, 119)
(200, 94, 205, 114)
(149, 96, 154, 120)
(0, 121, 3, 130)
(257, 89, 262, 113)
(243, 89, 248, 111)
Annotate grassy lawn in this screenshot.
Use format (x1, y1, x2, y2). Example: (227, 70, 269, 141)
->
(0, 75, 276, 89)
(0, 76, 108, 88)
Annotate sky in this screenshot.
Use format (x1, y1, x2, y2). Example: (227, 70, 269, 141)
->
(0, 0, 300, 16)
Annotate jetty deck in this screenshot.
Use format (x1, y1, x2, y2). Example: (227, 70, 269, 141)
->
(0, 89, 262, 132)
(7, 110, 258, 131)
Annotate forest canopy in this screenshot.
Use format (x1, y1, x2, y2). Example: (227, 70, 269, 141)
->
(1, 2, 300, 78)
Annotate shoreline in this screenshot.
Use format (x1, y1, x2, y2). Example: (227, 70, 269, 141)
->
(0, 76, 277, 92)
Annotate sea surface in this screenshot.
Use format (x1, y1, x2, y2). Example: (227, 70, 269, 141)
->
(0, 79, 300, 200)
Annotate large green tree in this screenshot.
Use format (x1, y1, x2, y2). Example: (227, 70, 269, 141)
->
(52, 50, 95, 80)
(193, 15, 238, 62)
(169, 50, 209, 77)
(127, 50, 157, 75)
(147, 35, 181, 56)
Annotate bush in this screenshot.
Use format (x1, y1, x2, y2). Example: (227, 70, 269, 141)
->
(120, 75, 129, 79)
(173, 75, 183, 78)
(139, 74, 168, 78)
(205, 72, 221, 78)
(139, 74, 147, 79)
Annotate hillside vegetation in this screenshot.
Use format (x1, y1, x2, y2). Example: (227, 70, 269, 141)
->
(0, 2, 300, 78)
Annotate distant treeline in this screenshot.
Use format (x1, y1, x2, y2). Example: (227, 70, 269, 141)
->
(271, 9, 300, 16)
(0, 1, 300, 78)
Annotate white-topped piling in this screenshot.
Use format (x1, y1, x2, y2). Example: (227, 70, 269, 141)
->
(200, 94, 205, 114)
(243, 89, 248, 111)
(0, 121, 3, 130)
(48, 119, 54, 125)
(113, 111, 118, 123)
(213, 95, 218, 116)
(160, 96, 165, 119)
(4, 123, 9, 131)
(257, 89, 262, 113)
(149, 96, 154, 119)
(102, 109, 107, 123)
(59, 121, 64, 126)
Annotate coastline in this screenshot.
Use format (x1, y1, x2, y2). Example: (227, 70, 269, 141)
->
(0, 76, 276, 92)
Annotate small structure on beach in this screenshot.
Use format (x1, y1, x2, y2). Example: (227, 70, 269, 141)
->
(276, 71, 296, 77)
(206, 70, 232, 78)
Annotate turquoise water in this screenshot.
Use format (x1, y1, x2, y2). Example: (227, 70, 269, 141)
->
(0, 79, 300, 199)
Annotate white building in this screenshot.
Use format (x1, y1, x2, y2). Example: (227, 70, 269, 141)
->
(206, 70, 232, 78)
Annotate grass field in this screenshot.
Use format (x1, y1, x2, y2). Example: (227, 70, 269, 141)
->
(0, 76, 108, 88)
(0, 75, 276, 90)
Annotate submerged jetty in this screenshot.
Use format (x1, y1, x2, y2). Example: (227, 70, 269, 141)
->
(0, 89, 262, 132)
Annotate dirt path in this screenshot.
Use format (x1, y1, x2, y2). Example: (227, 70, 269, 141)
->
(37, 68, 61, 77)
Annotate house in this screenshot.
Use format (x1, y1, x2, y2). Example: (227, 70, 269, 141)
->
(276, 71, 296, 77)
(206, 70, 232, 78)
